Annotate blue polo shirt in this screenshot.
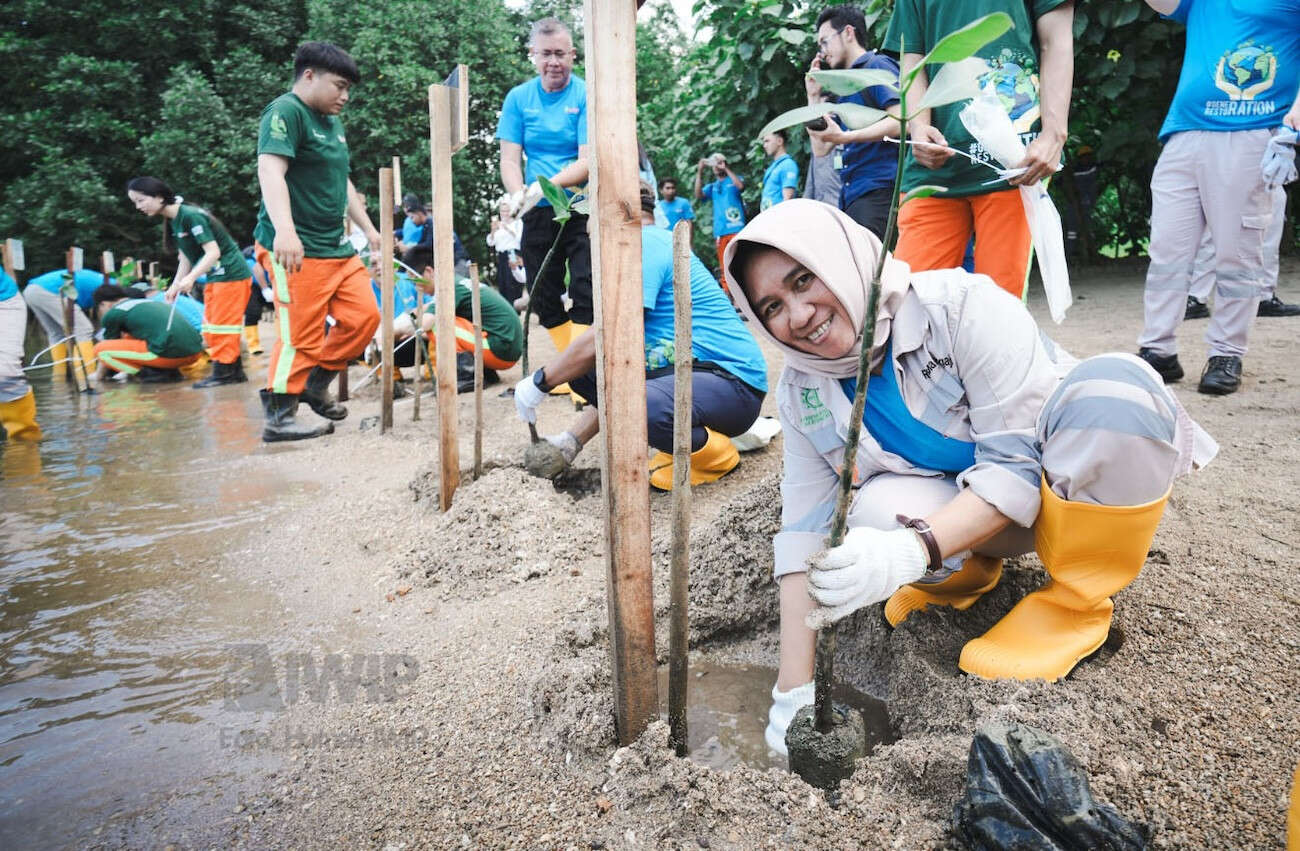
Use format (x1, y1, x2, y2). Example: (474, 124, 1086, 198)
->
(640, 226, 767, 394)
(496, 75, 588, 207)
(401, 216, 421, 245)
(370, 273, 421, 319)
(656, 197, 695, 230)
(702, 177, 747, 239)
(1158, 0, 1300, 142)
(836, 50, 901, 207)
(761, 154, 800, 211)
(27, 269, 104, 309)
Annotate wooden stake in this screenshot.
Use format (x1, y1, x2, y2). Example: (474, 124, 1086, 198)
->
(379, 166, 396, 433)
(668, 220, 692, 758)
(63, 248, 89, 391)
(470, 262, 484, 479)
(430, 82, 460, 511)
(338, 364, 349, 402)
(584, 0, 657, 746)
(393, 156, 403, 208)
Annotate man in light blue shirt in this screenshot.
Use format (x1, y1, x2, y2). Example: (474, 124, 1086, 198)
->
(654, 177, 695, 235)
(694, 154, 747, 277)
(760, 130, 800, 211)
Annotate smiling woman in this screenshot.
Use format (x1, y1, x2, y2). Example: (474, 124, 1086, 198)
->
(722, 199, 1216, 757)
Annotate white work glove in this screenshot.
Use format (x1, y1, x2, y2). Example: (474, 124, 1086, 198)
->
(1260, 128, 1299, 190)
(805, 526, 929, 630)
(513, 369, 547, 423)
(764, 681, 814, 758)
(517, 181, 545, 217)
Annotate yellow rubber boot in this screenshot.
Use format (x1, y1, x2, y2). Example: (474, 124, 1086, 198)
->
(0, 389, 42, 441)
(76, 340, 97, 374)
(180, 351, 210, 380)
(565, 323, 590, 404)
(544, 323, 574, 395)
(958, 479, 1169, 681)
(243, 325, 264, 355)
(884, 554, 1003, 627)
(48, 342, 69, 379)
(649, 428, 739, 491)
(1288, 760, 1300, 851)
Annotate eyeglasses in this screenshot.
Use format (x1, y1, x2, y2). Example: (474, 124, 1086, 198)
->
(816, 28, 845, 52)
(532, 49, 573, 61)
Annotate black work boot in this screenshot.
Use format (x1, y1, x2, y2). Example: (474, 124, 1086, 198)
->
(1257, 294, 1300, 317)
(455, 351, 477, 394)
(1184, 296, 1210, 319)
(192, 360, 248, 389)
(300, 366, 348, 420)
(1137, 347, 1184, 383)
(260, 389, 334, 442)
(1197, 355, 1242, 395)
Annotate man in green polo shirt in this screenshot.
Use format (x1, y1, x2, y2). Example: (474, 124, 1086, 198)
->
(253, 41, 382, 442)
(91, 285, 204, 381)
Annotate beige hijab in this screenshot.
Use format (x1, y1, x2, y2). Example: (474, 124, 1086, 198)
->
(723, 199, 911, 379)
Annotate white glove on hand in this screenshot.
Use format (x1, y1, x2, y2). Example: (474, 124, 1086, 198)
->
(764, 681, 814, 759)
(513, 371, 547, 423)
(1260, 128, 1299, 190)
(517, 181, 545, 217)
(545, 431, 581, 464)
(507, 188, 526, 217)
(805, 526, 928, 630)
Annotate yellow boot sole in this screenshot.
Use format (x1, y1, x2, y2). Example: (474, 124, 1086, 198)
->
(884, 555, 1003, 627)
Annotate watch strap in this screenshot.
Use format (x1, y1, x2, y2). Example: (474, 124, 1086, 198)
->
(896, 514, 942, 574)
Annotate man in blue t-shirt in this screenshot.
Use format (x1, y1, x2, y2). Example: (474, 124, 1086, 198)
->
(496, 16, 593, 373)
(22, 269, 102, 375)
(804, 5, 901, 238)
(694, 153, 747, 277)
(512, 183, 767, 489)
(654, 177, 695, 235)
(1136, 0, 1300, 397)
(760, 130, 801, 212)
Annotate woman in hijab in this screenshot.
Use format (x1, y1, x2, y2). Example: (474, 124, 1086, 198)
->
(724, 200, 1216, 757)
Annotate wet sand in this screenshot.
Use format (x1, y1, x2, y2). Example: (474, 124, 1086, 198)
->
(5, 264, 1298, 848)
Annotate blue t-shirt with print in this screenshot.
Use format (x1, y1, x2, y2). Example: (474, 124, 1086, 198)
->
(837, 51, 902, 207)
(0, 270, 16, 302)
(655, 197, 695, 230)
(370, 273, 421, 319)
(761, 154, 800, 211)
(28, 269, 105, 309)
(640, 226, 767, 394)
(1160, 0, 1300, 142)
(496, 75, 588, 207)
(702, 177, 747, 238)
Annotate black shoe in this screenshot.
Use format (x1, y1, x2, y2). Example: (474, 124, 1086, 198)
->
(138, 366, 183, 383)
(300, 366, 348, 420)
(1257, 294, 1300, 317)
(260, 389, 335, 442)
(1198, 355, 1242, 395)
(192, 360, 248, 388)
(455, 351, 476, 394)
(1137, 348, 1184, 383)
(1184, 296, 1210, 319)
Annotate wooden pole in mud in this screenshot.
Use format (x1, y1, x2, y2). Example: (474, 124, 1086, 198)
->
(379, 166, 396, 433)
(429, 71, 466, 511)
(583, 0, 658, 746)
(668, 220, 692, 757)
(470, 262, 484, 480)
(63, 247, 90, 391)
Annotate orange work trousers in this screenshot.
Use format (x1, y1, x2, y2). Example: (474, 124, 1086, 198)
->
(892, 187, 1033, 300)
(715, 233, 737, 293)
(426, 316, 516, 371)
(256, 244, 380, 395)
(202, 277, 251, 365)
(95, 336, 200, 374)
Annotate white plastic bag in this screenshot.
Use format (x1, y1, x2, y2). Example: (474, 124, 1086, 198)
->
(959, 84, 1072, 323)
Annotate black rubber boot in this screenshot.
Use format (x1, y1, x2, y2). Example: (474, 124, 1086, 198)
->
(260, 389, 334, 442)
(138, 366, 184, 383)
(455, 351, 477, 394)
(300, 366, 348, 420)
(192, 360, 248, 389)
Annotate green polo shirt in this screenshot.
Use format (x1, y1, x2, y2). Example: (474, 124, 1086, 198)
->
(424, 280, 524, 362)
(101, 299, 204, 358)
(253, 92, 354, 258)
(172, 204, 247, 282)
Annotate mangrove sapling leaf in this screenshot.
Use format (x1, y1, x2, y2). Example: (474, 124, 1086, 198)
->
(914, 57, 990, 112)
(904, 12, 1013, 86)
(538, 175, 572, 225)
(758, 102, 889, 140)
(810, 68, 899, 98)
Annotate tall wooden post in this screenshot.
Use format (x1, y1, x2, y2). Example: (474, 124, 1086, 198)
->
(379, 166, 396, 433)
(63, 247, 89, 390)
(668, 221, 693, 757)
(469, 262, 484, 479)
(429, 79, 462, 511)
(584, 0, 658, 746)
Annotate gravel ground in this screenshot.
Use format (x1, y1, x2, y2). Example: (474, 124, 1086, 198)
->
(101, 264, 1299, 849)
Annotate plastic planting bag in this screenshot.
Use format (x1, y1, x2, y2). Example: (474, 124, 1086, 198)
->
(953, 723, 1149, 850)
(960, 85, 1072, 323)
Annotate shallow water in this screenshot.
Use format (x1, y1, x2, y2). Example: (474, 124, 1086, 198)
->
(0, 371, 320, 847)
(657, 660, 894, 773)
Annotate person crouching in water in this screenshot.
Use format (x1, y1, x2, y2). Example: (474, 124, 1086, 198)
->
(91, 285, 205, 382)
(404, 244, 524, 393)
(721, 200, 1216, 757)
(513, 182, 769, 489)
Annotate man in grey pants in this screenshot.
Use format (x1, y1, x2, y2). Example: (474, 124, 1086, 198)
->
(1184, 184, 1299, 319)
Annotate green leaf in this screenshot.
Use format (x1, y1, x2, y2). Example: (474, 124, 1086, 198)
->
(759, 3, 782, 15)
(903, 185, 947, 202)
(1115, 3, 1141, 26)
(777, 28, 807, 45)
(760, 43, 779, 63)
(908, 13, 1013, 84)
(758, 102, 890, 139)
(913, 57, 988, 113)
(538, 175, 570, 215)
(810, 68, 899, 97)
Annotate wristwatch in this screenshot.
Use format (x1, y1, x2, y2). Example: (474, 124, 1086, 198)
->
(896, 515, 943, 575)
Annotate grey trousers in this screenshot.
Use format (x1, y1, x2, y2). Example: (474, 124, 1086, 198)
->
(0, 292, 31, 402)
(1189, 183, 1287, 302)
(24, 285, 94, 344)
(1137, 130, 1272, 359)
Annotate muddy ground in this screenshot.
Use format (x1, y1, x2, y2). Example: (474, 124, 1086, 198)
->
(100, 264, 1298, 849)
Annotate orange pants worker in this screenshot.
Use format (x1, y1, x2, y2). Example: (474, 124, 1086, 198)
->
(202, 277, 253, 365)
(95, 336, 201, 374)
(426, 316, 517, 371)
